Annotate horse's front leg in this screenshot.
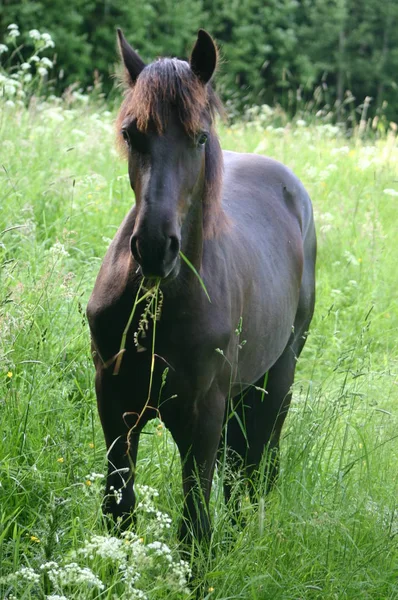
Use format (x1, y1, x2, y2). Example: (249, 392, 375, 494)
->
(167, 390, 225, 543)
(95, 367, 140, 529)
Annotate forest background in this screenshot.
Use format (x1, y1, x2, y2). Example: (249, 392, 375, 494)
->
(1, 0, 398, 122)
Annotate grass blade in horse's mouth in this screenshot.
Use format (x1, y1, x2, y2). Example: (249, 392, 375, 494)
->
(179, 250, 211, 303)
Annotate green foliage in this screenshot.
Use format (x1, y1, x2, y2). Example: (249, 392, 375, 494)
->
(1, 0, 398, 118)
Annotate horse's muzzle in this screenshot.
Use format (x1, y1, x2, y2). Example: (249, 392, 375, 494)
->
(130, 233, 180, 279)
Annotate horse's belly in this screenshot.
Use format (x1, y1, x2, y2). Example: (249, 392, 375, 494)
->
(230, 275, 300, 390)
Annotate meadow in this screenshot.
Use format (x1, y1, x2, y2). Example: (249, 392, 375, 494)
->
(0, 96, 397, 599)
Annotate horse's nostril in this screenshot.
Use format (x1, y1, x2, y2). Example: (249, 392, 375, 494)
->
(169, 235, 180, 256)
(130, 235, 142, 262)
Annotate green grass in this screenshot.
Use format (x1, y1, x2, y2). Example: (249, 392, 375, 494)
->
(0, 100, 397, 599)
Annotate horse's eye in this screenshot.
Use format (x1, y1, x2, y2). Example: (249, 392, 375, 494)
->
(121, 129, 130, 146)
(197, 133, 208, 146)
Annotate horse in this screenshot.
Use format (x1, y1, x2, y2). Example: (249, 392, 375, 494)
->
(86, 28, 316, 542)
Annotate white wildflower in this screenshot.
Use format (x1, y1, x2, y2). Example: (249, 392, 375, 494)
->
(40, 561, 60, 572)
(154, 509, 172, 530)
(46, 108, 64, 122)
(37, 66, 48, 77)
(49, 242, 69, 257)
(316, 123, 340, 138)
(119, 564, 141, 588)
(85, 472, 105, 482)
(46, 596, 69, 600)
(357, 158, 372, 170)
(331, 146, 350, 155)
(147, 541, 173, 562)
(296, 119, 306, 127)
(0, 43, 8, 54)
(41, 33, 55, 48)
(136, 484, 160, 513)
(48, 563, 105, 590)
(24, 73, 33, 82)
(8, 29, 20, 38)
(21, 62, 31, 70)
(170, 558, 192, 590)
(383, 188, 398, 197)
(136, 484, 159, 498)
(10, 565, 40, 584)
(76, 534, 126, 562)
(7, 24, 19, 30)
(5, 100, 15, 108)
(41, 57, 53, 68)
(30, 55, 40, 63)
(305, 165, 318, 179)
(319, 163, 338, 180)
(4, 83, 16, 96)
(109, 485, 123, 505)
(71, 129, 86, 138)
(29, 29, 41, 40)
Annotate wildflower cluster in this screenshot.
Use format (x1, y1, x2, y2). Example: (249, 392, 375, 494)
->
(0, 23, 55, 105)
(41, 562, 105, 590)
(136, 484, 173, 531)
(0, 483, 190, 598)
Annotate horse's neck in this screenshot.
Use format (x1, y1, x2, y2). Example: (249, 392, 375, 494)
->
(180, 188, 205, 273)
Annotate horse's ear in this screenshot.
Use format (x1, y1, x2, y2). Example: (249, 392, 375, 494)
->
(190, 29, 217, 84)
(117, 28, 145, 85)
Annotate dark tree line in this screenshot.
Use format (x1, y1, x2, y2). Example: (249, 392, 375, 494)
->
(1, 0, 398, 120)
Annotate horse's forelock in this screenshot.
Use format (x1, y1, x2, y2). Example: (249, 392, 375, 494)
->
(116, 58, 221, 137)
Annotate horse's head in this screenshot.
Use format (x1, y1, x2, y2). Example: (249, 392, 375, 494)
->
(116, 29, 223, 280)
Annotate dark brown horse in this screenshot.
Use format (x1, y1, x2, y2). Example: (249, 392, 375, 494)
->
(87, 29, 316, 541)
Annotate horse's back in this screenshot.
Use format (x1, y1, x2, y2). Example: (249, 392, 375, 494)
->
(222, 150, 314, 241)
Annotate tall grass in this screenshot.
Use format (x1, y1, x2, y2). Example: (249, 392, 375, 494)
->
(0, 101, 397, 599)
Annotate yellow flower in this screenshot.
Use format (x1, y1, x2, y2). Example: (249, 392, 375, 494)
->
(30, 535, 40, 543)
(208, 587, 215, 592)
(85, 480, 92, 486)
(6, 371, 13, 378)
(57, 457, 64, 463)
(89, 442, 95, 449)
(358, 257, 362, 263)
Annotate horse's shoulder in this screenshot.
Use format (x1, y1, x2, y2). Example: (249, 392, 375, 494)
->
(87, 243, 137, 333)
